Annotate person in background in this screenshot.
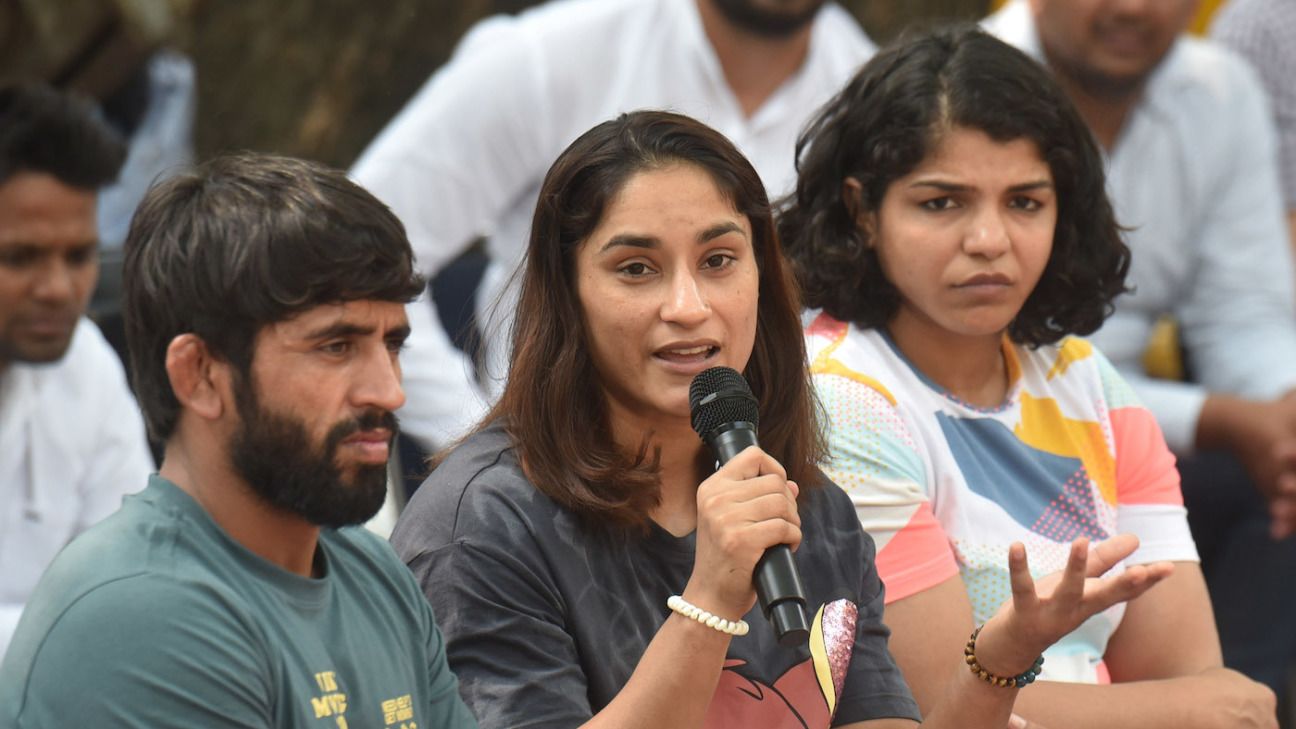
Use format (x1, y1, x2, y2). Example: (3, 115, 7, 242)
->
(782, 26, 1277, 729)
(351, 0, 875, 451)
(1212, 0, 1296, 254)
(0, 82, 152, 661)
(0, 153, 477, 729)
(391, 109, 1171, 729)
(986, 0, 1296, 697)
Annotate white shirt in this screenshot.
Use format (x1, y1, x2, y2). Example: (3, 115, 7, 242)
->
(0, 318, 153, 658)
(1212, 0, 1296, 209)
(352, 0, 874, 447)
(987, 1, 1296, 452)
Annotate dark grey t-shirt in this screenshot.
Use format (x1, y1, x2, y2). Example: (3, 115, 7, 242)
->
(391, 424, 920, 728)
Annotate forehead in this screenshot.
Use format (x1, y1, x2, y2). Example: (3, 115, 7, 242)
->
(0, 171, 97, 247)
(592, 164, 749, 237)
(907, 126, 1050, 179)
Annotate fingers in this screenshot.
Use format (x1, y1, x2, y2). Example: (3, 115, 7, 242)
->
(1007, 542, 1039, 609)
(1084, 534, 1137, 577)
(716, 445, 788, 481)
(1082, 562, 1172, 614)
(743, 518, 804, 553)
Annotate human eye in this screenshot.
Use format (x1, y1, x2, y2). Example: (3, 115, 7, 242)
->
(0, 246, 39, 269)
(319, 340, 353, 356)
(66, 245, 98, 267)
(1010, 195, 1044, 212)
(385, 335, 408, 355)
(919, 196, 957, 212)
(616, 260, 656, 278)
(701, 252, 737, 271)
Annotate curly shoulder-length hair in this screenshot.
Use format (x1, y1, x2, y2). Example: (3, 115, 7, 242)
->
(779, 26, 1129, 346)
(479, 110, 825, 532)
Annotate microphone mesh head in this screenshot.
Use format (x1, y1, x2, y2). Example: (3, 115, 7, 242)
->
(689, 366, 759, 440)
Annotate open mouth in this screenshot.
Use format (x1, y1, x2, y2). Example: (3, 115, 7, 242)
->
(956, 273, 1011, 288)
(654, 344, 719, 364)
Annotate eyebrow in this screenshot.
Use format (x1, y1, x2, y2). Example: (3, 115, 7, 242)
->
(0, 239, 100, 252)
(908, 179, 1054, 193)
(304, 322, 375, 341)
(597, 221, 747, 253)
(303, 321, 413, 345)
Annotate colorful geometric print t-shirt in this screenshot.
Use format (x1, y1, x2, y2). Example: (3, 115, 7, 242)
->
(390, 422, 922, 729)
(805, 312, 1199, 684)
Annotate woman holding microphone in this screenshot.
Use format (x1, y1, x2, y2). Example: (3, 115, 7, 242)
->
(391, 108, 1166, 729)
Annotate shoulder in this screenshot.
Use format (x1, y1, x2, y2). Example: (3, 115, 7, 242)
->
(797, 475, 883, 574)
(1025, 337, 1141, 407)
(805, 314, 904, 410)
(1148, 36, 1270, 119)
(391, 425, 570, 560)
(1, 572, 271, 725)
(801, 473, 866, 528)
(21, 486, 257, 631)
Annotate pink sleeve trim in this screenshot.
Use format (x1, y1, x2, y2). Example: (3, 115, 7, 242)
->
(1110, 407, 1183, 506)
(874, 502, 961, 604)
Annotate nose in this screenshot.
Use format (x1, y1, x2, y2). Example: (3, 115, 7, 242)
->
(31, 257, 80, 305)
(353, 345, 406, 414)
(660, 268, 710, 327)
(962, 206, 1011, 260)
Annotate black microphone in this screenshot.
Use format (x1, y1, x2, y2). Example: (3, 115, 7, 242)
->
(689, 366, 810, 648)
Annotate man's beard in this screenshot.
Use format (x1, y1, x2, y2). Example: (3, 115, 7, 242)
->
(709, 0, 824, 38)
(1046, 49, 1149, 104)
(229, 381, 396, 529)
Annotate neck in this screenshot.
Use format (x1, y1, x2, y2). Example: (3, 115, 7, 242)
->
(1038, 47, 1145, 151)
(696, 0, 815, 117)
(160, 433, 321, 577)
(1053, 75, 1139, 151)
(889, 322, 1008, 409)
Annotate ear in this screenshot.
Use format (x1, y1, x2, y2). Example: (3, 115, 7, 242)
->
(841, 177, 877, 246)
(165, 334, 230, 421)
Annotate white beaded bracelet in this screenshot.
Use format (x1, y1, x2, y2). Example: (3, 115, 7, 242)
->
(666, 595, 750, 636)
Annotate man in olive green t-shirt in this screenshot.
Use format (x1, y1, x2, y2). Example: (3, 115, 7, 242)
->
(0, 153, 478, 729)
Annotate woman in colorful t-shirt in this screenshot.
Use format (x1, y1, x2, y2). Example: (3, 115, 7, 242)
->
(780, 26, 1275, 729)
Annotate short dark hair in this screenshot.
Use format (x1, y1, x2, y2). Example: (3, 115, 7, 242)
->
(123, 152, 425, 442)
(482, 110, 825, 531)
(779, 26, 1129, 346)
(0, 82, 126, 189)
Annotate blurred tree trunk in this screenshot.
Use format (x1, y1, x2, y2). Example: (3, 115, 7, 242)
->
(173, 0, 991, 168)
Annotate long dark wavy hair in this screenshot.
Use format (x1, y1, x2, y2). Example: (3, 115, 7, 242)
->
(779, 26, 1129, 346)
(478, 110, 825, 532)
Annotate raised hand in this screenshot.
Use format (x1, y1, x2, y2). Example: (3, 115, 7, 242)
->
(683, 445, 801, 622)
(971, 535, 1173, 679)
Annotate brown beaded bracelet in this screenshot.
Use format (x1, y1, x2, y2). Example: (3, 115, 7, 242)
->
(964, 626, 1045, 688)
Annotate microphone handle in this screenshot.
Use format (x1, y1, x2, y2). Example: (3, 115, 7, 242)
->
(708, 423, 811, 648)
